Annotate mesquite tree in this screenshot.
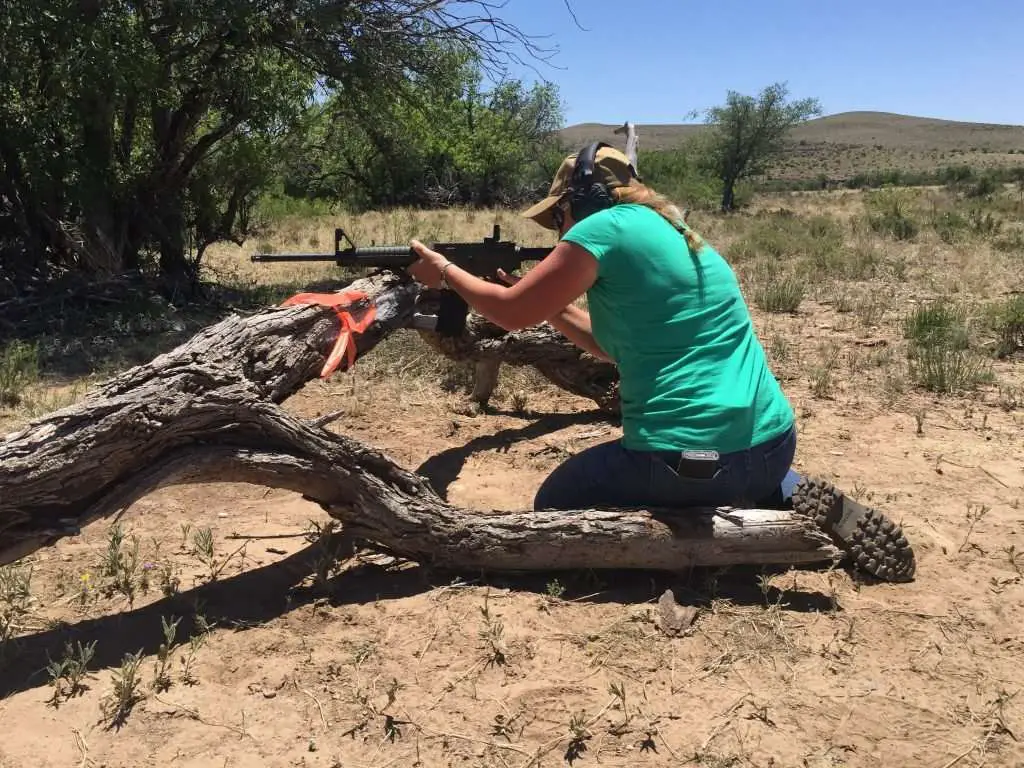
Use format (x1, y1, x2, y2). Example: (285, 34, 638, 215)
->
(0, 1, 548, 292)
(284, 47, 566, 209)
(705, 82, 822, 212)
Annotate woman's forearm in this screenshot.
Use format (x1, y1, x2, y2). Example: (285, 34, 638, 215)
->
(441, 266, 610, 360)
(547, 304, 612, 361)
(433, 241, 599, 332)
(439, 262, 610, 360)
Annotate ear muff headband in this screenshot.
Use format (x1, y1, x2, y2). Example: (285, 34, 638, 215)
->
(568, 142, 614, 222)
(572, 141, 606, 187)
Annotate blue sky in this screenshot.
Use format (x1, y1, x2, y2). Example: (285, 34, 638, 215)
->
(491, 0, 1024, 127)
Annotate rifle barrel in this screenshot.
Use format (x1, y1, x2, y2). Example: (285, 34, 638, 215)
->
(251, 243, 551, 265)
(250, 253, 340, 262)
(250, 245, 413, 264)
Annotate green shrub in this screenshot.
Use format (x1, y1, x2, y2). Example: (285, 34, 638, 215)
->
(902, 301, 969, 349)
(250, 194, 340, 232)
(0, 341, 39, 406)
(908, 344, 992, 394)
(750, 267, 805, 313)
(729, 212, 843, 265)
(810, 239, 881, 280)
(929, 210, 969, 244)
(865, 191, 918, 241)
(967, 208, 1002, 238)
(987, 295, 1024, 357)
(967, 175, 998, 199)
(902, 301, 992, 393)
(638, 147, 729, 211)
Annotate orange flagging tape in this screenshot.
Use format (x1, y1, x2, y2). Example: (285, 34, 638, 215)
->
(281, 291, 377, 378)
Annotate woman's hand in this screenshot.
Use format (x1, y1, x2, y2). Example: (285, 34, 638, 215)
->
(408, 243, 525, 291)
(406, 240, 449, 289)
(495, 268, 521, 286)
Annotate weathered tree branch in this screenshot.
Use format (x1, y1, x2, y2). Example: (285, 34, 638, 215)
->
(0, 272, 415, 560)
(419, 314, 620, 413)
(613, 120, 639, 169)
(0, 274, 841, 573)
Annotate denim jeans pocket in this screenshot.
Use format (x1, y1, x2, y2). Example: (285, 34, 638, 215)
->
(758, 427, 797, 483)
(653, 453, 726, 481)
(647, 452, 742, 508)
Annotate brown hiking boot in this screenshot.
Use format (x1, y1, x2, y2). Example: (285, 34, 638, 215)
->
(792, 476, 916, 582)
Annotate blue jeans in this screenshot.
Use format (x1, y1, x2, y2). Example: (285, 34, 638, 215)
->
(533, 425, 800, 511)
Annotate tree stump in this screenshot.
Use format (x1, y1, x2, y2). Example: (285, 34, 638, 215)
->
(0, 273, 842, 571)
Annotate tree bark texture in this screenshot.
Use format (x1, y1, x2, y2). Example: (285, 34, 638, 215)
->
(418, 314, 620, 413)
(0, 274, 840, 570)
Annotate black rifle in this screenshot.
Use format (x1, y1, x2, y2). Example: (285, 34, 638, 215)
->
(251, 224, 551, 337)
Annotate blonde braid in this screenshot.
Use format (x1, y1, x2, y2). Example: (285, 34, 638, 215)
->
(611, 184, 705, 254)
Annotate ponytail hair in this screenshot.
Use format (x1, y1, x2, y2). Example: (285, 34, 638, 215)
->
(611, 184, 705, 255)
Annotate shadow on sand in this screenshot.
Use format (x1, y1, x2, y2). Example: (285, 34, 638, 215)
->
(0, 538, 841, 699)
(414, 408, 609, 500)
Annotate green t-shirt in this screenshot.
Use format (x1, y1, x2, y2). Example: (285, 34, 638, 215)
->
(562, 203, 794, 453)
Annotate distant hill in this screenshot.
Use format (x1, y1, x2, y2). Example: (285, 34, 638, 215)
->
(559, 112, 1024, 182)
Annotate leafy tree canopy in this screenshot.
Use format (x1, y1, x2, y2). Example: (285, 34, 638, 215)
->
(703, 82, 822, 211)
(283, 46, 565, 209)
(0, 0, 552, 292)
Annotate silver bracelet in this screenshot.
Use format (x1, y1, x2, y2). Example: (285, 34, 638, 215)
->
(439, 261, 455, 289)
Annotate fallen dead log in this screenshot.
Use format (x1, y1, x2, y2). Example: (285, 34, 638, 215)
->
(0, 272, 840, 572)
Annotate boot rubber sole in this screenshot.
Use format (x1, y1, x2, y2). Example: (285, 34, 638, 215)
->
(792, 476, 916, 583)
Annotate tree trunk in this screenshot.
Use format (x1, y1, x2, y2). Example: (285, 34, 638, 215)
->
(721, 179, 736, 212)
(156, 198, 192, 283)
(0, 273, 841, 571)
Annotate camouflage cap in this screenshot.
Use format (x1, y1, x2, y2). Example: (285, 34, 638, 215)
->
(521, 145, 640, 230)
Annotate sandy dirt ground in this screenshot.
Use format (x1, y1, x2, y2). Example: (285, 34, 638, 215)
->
(1, 197, 1023, 768)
